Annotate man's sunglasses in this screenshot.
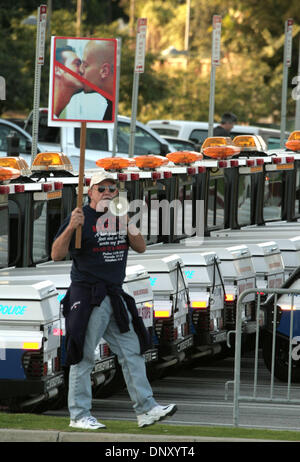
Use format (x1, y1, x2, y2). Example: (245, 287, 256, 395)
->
(97, 185, 118, 193)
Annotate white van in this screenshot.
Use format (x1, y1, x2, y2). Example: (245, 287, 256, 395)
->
(147, 120, 288, 150)
(23, 109, 175, 171)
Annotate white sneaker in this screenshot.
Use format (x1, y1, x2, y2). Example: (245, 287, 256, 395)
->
(137, 404, 177, 428)
(69, 415, 106, 430)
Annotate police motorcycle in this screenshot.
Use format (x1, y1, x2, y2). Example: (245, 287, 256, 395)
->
(201, 133, 297, 232)
(262, 130, 300, 224)
(127, 253, 193, 375)
(0, 155, 65, 268)
(0, 278, 65, 412)
(0, 155, 118, 410)
(0, 166, 65, 412)
(257, 266, 300, 382)
(156, 134, 300, 361)
(0, 165, 17, 269)
(199, 230, 300, 379)
(203, 131, 300, 380)
(245, 131, 300, 382)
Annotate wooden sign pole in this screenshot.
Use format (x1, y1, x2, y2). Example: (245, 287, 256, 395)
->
(75, 121, 86, 249)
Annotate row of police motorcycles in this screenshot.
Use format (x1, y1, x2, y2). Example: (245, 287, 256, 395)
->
(1, 132, 300, 413)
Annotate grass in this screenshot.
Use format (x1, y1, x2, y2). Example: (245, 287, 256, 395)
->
(0, 412, 300, 441)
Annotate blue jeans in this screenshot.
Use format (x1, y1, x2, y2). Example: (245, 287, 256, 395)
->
(68, 295, 157, 421)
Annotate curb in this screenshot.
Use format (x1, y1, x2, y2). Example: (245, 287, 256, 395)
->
(0, 428, 287, 442)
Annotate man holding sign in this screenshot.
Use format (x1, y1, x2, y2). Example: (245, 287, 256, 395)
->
(51, 171, 177, 430)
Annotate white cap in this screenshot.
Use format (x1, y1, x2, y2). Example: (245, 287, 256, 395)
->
(90, 171, 116, 188)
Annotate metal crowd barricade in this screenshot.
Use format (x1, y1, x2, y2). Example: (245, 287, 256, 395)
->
(231, 287, 300, 427)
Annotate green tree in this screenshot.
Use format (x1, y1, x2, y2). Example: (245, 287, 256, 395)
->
(1, 0, 300, 126)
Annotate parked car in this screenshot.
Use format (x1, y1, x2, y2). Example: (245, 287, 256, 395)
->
(147, 120, 289, 150)
(161, 136, 200, 152)
(24, 109, 175, 171)
(0, 118, 43, 164)
(5, 118, 25, 128)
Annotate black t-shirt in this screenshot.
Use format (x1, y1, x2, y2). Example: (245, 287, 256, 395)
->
(54, 205, 129, 286)
(213, 125, 231, 137)
(103, 99, 113, 121)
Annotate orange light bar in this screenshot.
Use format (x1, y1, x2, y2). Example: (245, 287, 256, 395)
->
(96, 157, 135, 170)
(203, 146, 241, 160)
(134, 155, 169, 169)
(166, 151, 203, 164)
(154, 310, 171, 318)
(233, 135, 264, 151)
(0, 157, 30, 176)
(201, 137, 233, 149)
(285, 140, 300, 151)
(0, 166, 21, 181)
(287, 131, 300, 140)
(285, 131, 300, 151)
(31, 152, 73, 171)
(22, 342, 40, 350)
